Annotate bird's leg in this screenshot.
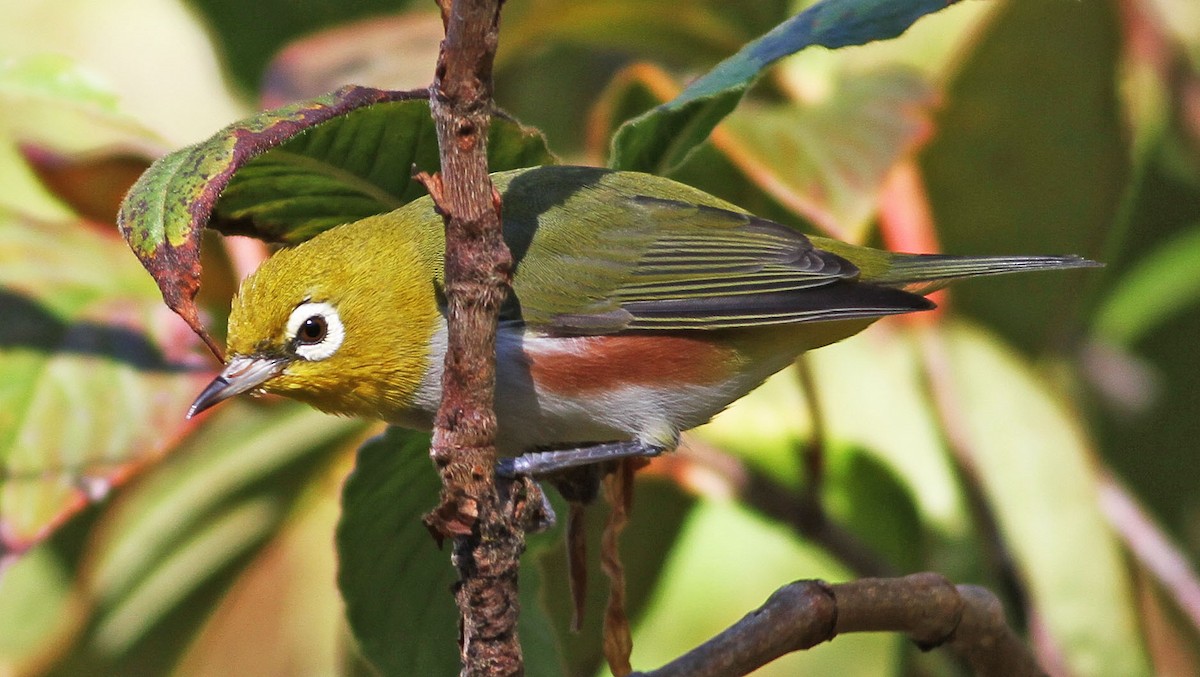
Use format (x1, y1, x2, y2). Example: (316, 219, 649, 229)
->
(495, 440, 667, 479)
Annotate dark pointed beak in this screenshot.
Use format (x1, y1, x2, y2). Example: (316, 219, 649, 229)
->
(188, 356, 288, 419)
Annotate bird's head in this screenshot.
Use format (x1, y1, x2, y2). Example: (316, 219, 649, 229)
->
(188, 214, 444, 421)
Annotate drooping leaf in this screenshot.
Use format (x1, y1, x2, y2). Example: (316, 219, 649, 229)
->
(609, 0, 958, 174)
(116, 87, 418, 352)
(116, 87, 553, 352)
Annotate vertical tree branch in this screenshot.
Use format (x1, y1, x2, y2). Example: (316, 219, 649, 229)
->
(419, 1, 532, 675)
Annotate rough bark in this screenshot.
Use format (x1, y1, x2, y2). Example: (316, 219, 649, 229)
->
(420, 1, 533, 675)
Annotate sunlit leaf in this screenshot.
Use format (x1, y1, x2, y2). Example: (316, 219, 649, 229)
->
(171, 455, 356, 676)
(717, 67, 934, 240)
(630, 499, 901, 676)
(0, 55, 160, 221)
(934, 321, 1152, 677)
(57, 403, 368, 675)
(610, 0, 956, 174)
(0, 54, 159, 156)
(1093, 223, 1200, 347)
(0, 212, 211, 559)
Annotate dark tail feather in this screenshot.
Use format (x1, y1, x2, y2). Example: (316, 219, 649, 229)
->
(873, 253, 1101, 295)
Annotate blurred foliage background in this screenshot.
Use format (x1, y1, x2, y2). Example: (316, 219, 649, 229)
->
(1, 0, 1199, 675)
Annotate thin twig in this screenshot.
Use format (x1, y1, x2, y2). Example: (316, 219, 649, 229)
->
(1098, 471, 1200, 632)
(914, 326, 1031, 612)
(651, 442, 897, 578)
(794, 355, 826, 508)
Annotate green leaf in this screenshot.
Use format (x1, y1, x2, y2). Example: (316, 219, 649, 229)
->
(1093, 222, 1200, 347)
(1, 401, 368, 675)
(116, 87, 553, 350)
(630, 499, 901, 676)
(80, 406, 364, 667)
(919, 0, 1128, 354)
(825, 448, 923, 573)
(938, 321, 1151, 677)
(216, 103, 553, 244)
(609, 0, 956, 173)
(116, 87, 421, 349)
(0, 211, 211, 558)
(717, 67, 934, 240)
(0, 54, 157, 155)
(336, 429, 459, 676)
(337, 428, 566, 676)
(0, 55, 159, 221)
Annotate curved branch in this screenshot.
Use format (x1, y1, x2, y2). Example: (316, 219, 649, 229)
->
(631, 573, 1045, 677)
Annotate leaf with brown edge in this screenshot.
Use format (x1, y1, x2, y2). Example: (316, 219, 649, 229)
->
(115, 86, 428, 356)
(117, 86, 554, 354)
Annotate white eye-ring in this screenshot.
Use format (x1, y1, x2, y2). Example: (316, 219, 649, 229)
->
(286, 301, 345, 361)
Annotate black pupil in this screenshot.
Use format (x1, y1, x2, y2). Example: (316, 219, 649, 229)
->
(298, 316, 326, 344)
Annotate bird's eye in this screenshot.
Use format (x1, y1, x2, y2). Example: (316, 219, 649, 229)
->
(297, 315, 327, 344)
(286, 301, 344, 361)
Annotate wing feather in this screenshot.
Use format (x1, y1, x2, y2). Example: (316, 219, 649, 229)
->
(497, 168, 931, 334)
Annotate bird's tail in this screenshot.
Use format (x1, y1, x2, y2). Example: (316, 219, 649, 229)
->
(872, 253, 1102, 295)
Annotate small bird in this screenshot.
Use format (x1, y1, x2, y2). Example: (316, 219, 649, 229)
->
(189, 165, 1096, 474)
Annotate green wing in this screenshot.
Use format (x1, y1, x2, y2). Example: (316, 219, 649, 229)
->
(498, 167, 930, 335)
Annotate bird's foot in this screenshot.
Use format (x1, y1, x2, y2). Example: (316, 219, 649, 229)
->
(493, 474, 558, 533)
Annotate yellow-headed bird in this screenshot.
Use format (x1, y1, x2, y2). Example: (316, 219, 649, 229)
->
(189, 166, 1096, 475)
